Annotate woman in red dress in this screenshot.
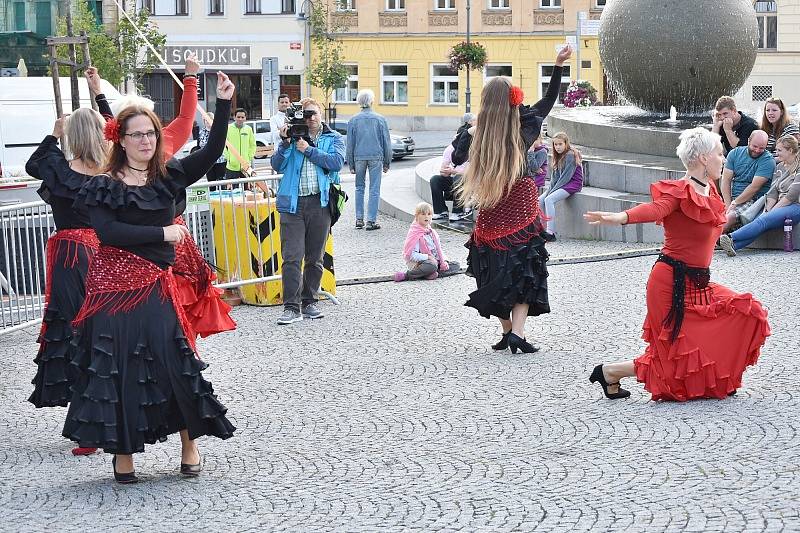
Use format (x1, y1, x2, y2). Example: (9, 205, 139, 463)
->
(584, 128, 770, 401)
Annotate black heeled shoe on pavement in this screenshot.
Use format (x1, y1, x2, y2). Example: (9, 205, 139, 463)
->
(541, 231, 557, 242)
(180, 460, 203, 477)
(112, 456, 138, 484)
(507, 333, 539, 354)
(492, 331, 511, 350)
(589, 364, 631, 399)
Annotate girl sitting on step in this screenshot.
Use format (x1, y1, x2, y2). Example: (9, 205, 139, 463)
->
(539, 132, 584, 241)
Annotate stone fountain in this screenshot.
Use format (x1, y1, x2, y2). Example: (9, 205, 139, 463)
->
(549, 0, 759, 157)
(542, 0, 796, 247)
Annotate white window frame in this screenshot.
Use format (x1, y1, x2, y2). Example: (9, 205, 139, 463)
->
(755, 1, 778, 51)
(539, 0, 561, 8)
(381, 63, 409, 105)
(140, 0, 190, 16)
(243, 0, 293, 15)
(334, 64, 359, 103)
(539, 63, 571, 104)
(484, 64, 513, 82)
(208, 0, 224, 15)
(488, 0, 509, 8)
(434, 0, 455, 9)
(386, 0, 405, 10)
(337, 0, 356, 11)
(430, 64, 459, 105)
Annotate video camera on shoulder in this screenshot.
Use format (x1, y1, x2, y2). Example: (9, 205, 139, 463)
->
(287, 104, 317, 145)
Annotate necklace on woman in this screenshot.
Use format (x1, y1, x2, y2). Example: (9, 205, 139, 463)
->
(688, 176, 708, 188)
(127, 164, 148, 185)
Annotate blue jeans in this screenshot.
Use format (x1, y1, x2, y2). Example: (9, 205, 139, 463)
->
(730, 204, 800, 250)
(354, 159, 383, 222)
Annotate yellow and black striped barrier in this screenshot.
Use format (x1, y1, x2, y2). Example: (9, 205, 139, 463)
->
(210, 192, 336, 306)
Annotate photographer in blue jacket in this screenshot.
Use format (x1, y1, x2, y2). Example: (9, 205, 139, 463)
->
(271, 97, 345, 325)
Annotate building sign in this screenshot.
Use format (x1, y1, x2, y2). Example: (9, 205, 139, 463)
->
(289, 42, 302, 50)
(165, 46, 251, 66)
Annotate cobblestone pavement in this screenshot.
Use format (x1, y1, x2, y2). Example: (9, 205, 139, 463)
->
(1, 191, 798, 532)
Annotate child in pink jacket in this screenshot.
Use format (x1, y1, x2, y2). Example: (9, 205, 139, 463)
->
(395, 202, 460, 281)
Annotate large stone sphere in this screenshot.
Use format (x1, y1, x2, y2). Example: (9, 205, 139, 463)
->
(599, 0, 758, 114)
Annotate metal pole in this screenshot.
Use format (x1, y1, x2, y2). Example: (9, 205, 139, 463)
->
(465, 0, 471, 113)
(304, 1, 312, 97)
(576, 11, 582, 83)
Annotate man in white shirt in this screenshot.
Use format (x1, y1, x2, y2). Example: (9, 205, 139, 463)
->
(270, 94, 292, 146)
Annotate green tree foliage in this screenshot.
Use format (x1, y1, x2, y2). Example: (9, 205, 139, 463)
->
(307, 2, 350, 112)
(53, 3, 165, 88)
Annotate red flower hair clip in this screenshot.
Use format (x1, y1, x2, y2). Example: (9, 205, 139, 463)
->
(509, 86, 524, 107)
(104, 118, 121, 143)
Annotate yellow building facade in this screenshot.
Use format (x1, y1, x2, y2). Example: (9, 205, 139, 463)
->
(313, 0, 606, 130)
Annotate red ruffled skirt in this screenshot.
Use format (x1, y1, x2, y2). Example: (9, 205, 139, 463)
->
(634, 262, 770, 401)
(173, 217, 236, 340)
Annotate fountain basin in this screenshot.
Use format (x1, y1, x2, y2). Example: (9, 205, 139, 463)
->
(548, 106, 712, 158)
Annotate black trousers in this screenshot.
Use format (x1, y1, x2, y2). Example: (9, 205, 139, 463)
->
(430, 174, 464, 214)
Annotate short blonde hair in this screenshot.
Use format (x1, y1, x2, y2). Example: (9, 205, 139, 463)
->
(300, 97, 322, 112)
(415, 202, 433, 216)
(676, 128, 721, 168)
(65, 108, 107, 168)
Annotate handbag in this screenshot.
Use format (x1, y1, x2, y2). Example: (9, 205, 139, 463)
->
(328, 181, 348, 227)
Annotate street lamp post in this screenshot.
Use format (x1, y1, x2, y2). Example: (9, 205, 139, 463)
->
(298, 0, 312, 97)
(465, 0, 471, 113)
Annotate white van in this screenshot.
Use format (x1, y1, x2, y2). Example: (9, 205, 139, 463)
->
(0, 76, 121, 179)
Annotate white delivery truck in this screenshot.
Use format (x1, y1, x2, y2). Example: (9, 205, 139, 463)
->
(0, 76, 121, 204)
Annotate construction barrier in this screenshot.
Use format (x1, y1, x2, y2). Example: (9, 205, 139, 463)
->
(209, 189, 336, 306)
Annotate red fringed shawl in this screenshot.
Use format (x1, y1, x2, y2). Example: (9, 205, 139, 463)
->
(471, 176, 546, 250)
(40, 228, 99, 337)
(72, 245, 198, 353)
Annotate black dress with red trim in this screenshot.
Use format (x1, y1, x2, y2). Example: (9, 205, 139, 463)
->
(464, 175, 550, 320)
(25, 136, 100, 408)
(63, 98, 235, 454)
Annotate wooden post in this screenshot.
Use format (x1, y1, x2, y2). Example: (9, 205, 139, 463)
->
(65, 10, 80, 112)
(49, 44, 64, 119)
(79, 31, 98, 112)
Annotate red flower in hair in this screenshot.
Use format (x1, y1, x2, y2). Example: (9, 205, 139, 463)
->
(104, 118, 121, 143)
(509, 86, 524, 107)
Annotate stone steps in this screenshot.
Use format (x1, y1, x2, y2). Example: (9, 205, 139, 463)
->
(379, 155, 799, 249)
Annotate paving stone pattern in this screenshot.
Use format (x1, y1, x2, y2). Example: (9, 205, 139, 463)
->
(1, 183, 798, 532)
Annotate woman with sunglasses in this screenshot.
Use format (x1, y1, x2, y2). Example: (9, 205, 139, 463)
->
(63, 73, 237, 484)
(760, 97, 800, 155)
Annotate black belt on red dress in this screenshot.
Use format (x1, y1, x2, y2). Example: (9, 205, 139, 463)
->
(656, 253, 711, 343)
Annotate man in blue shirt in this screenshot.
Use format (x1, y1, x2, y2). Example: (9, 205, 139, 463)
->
(720, 130, 775, 232)
(271, 98, 345, 325)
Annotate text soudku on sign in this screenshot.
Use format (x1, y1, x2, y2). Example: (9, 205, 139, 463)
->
(165, 46, 251, 66)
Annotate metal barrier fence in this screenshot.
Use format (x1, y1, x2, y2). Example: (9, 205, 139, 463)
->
(0, 173, 331, 336)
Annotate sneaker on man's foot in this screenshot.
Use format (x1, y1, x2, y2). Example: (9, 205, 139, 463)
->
(451, 210, 474, 222)
(365, 221, 381, 231)
(719, 234, 737, 256)
(355, 219, 364, 229)
(432, 212, 449, 221)
(277, 309, 302, 325)
(301, 303, 324, 319)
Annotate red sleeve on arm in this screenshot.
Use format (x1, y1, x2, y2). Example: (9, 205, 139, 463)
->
(625, 195, 681, 225)
(162, 77, 198, 160)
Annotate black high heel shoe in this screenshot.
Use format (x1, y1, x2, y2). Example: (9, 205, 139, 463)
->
(112, 456, 138, 484)
(507, 333, 539, 354)
(491, 331, 511, 350)
(589, 364, 631, 399)
(180, 450, 203, 477)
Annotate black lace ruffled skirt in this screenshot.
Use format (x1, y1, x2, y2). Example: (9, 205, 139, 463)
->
(28, 243, 91, 408)
(465, 232, 550, 320)
(62, 283, 236, 454)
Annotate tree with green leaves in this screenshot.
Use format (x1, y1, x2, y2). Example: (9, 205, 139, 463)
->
(54, 3, 165, 89)
(307, 2, 350, 118)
